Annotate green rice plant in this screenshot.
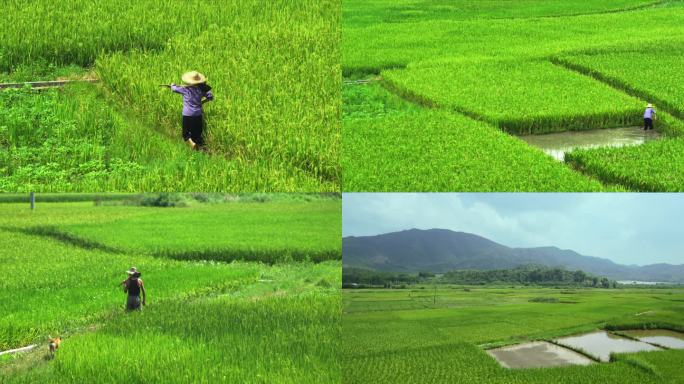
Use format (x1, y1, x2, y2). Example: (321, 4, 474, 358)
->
(0, 85, 334, 192)
(97, 20, 340, 185)
(0, 197, 341, 383)
(0, 199, 341, 262)
(0, 0, 340, 192)
(566, 138, 684, 191)
(382, 59, 645, 134)
(0, 1, 333, 71)
(342, 287, 684, 383)
(344, 0, 660, 29)
(343, 5, 684, 75)
(3, 291, 340, 384)
(556, 46, 684, 119)
(343, 83, 606, 191)
(0, 228, 261, 351)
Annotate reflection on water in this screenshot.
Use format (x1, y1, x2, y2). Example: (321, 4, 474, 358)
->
(554, 331, 661, 362)
(520, 127, 661, 161)
(487, 341, 594, 369)
(621, 329, 684, 349)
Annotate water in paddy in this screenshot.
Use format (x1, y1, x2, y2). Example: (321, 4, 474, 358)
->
(554, 331, 661, 362)
(486, 341, 594, 369)
(621, 329, 684, 349)
(520, 127, 661, 161)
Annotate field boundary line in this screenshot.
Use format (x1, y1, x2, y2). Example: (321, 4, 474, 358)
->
(0, 226, 123, 254)
(0, 79, 99, 90)
(550, 57, 684, 122)
(545, 339, 603, 363)
(0, 345, 36, 357)
(479, 0, 672, 21)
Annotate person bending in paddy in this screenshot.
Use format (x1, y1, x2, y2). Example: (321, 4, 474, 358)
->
(644, 103, 656, 130)
(164, 71, 213, 150)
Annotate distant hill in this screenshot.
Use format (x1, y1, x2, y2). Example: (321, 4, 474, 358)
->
(343, 228, 684, 283)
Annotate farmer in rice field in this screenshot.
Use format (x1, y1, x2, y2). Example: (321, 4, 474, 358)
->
(644, 103, 656, 130)
(163, 71, 214, 150)
(121, 267, 146, 311)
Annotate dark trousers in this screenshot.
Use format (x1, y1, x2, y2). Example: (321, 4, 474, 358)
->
(182, 115, 205, 146)
(644, 118, 653, 130)
(126, 295, 141, 311)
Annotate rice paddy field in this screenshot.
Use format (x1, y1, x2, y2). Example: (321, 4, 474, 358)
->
(0, 0, 339, 192)
(343, 0, 684, 191)
(342, 286, 684, 383)
(0, 195, 341, 383)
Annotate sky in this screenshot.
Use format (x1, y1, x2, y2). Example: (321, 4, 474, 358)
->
(343, 193, 684, 266)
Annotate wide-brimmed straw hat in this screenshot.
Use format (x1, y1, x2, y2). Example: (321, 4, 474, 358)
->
(181, 71, 207, 85)
(126, 267, 138, 275)
(647, 103, 654, 108)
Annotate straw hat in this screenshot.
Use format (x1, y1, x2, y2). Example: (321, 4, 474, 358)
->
(181, 71, 207, 85)
(126, 267, 138, 275)
(646, 103, 653, 108)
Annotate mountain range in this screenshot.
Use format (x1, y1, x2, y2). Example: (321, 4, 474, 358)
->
(343, 228, 684, 283)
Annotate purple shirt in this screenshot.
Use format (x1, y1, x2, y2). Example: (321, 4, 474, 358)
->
(171, 84, 213, 116)
(644, 107, 655, 119)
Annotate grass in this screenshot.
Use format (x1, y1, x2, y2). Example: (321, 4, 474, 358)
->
(0, 197, 341, 383)
(0, 0, 339, 192)
(342, 286, 684, 383)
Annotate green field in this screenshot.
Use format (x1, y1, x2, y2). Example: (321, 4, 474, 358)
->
(343, 0, 684, 191)
(343, 286, 684, 383)
(0, 0, 339, 192)
(0, 197, 341, 383)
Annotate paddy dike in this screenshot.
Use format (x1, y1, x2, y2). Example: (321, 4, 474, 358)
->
(554, 331, 661, 362)
(621, 329, 684, 349)
(487, 329, 684, 369)
(520, 126, 661, 161)
(487, 341, 594, 369)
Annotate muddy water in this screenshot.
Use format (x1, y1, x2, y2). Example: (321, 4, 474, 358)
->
(520, 127, 661, 161)
(487, 341, 594, 369)
(554, 331, 661, 362)
(621, 329, 684, 349)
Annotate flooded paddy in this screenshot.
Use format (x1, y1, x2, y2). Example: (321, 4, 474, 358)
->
(620, 329, 684, 349)
(520, 127, 661, 161)
(486, 341, 594, 369)
(554, 331, 661, 362)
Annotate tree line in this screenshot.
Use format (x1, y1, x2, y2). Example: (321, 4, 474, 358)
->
(343, 265, 617, 288)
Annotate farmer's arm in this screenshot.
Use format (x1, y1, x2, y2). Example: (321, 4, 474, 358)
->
(170, 84, 187, 95)
(140, 279, 146, 305)
(122, 280, 128, 293)
(202, 90, 214, 105)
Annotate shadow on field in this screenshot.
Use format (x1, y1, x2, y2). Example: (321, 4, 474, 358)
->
(0, 225, 341, 264)
(0, 226, 121, 254)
